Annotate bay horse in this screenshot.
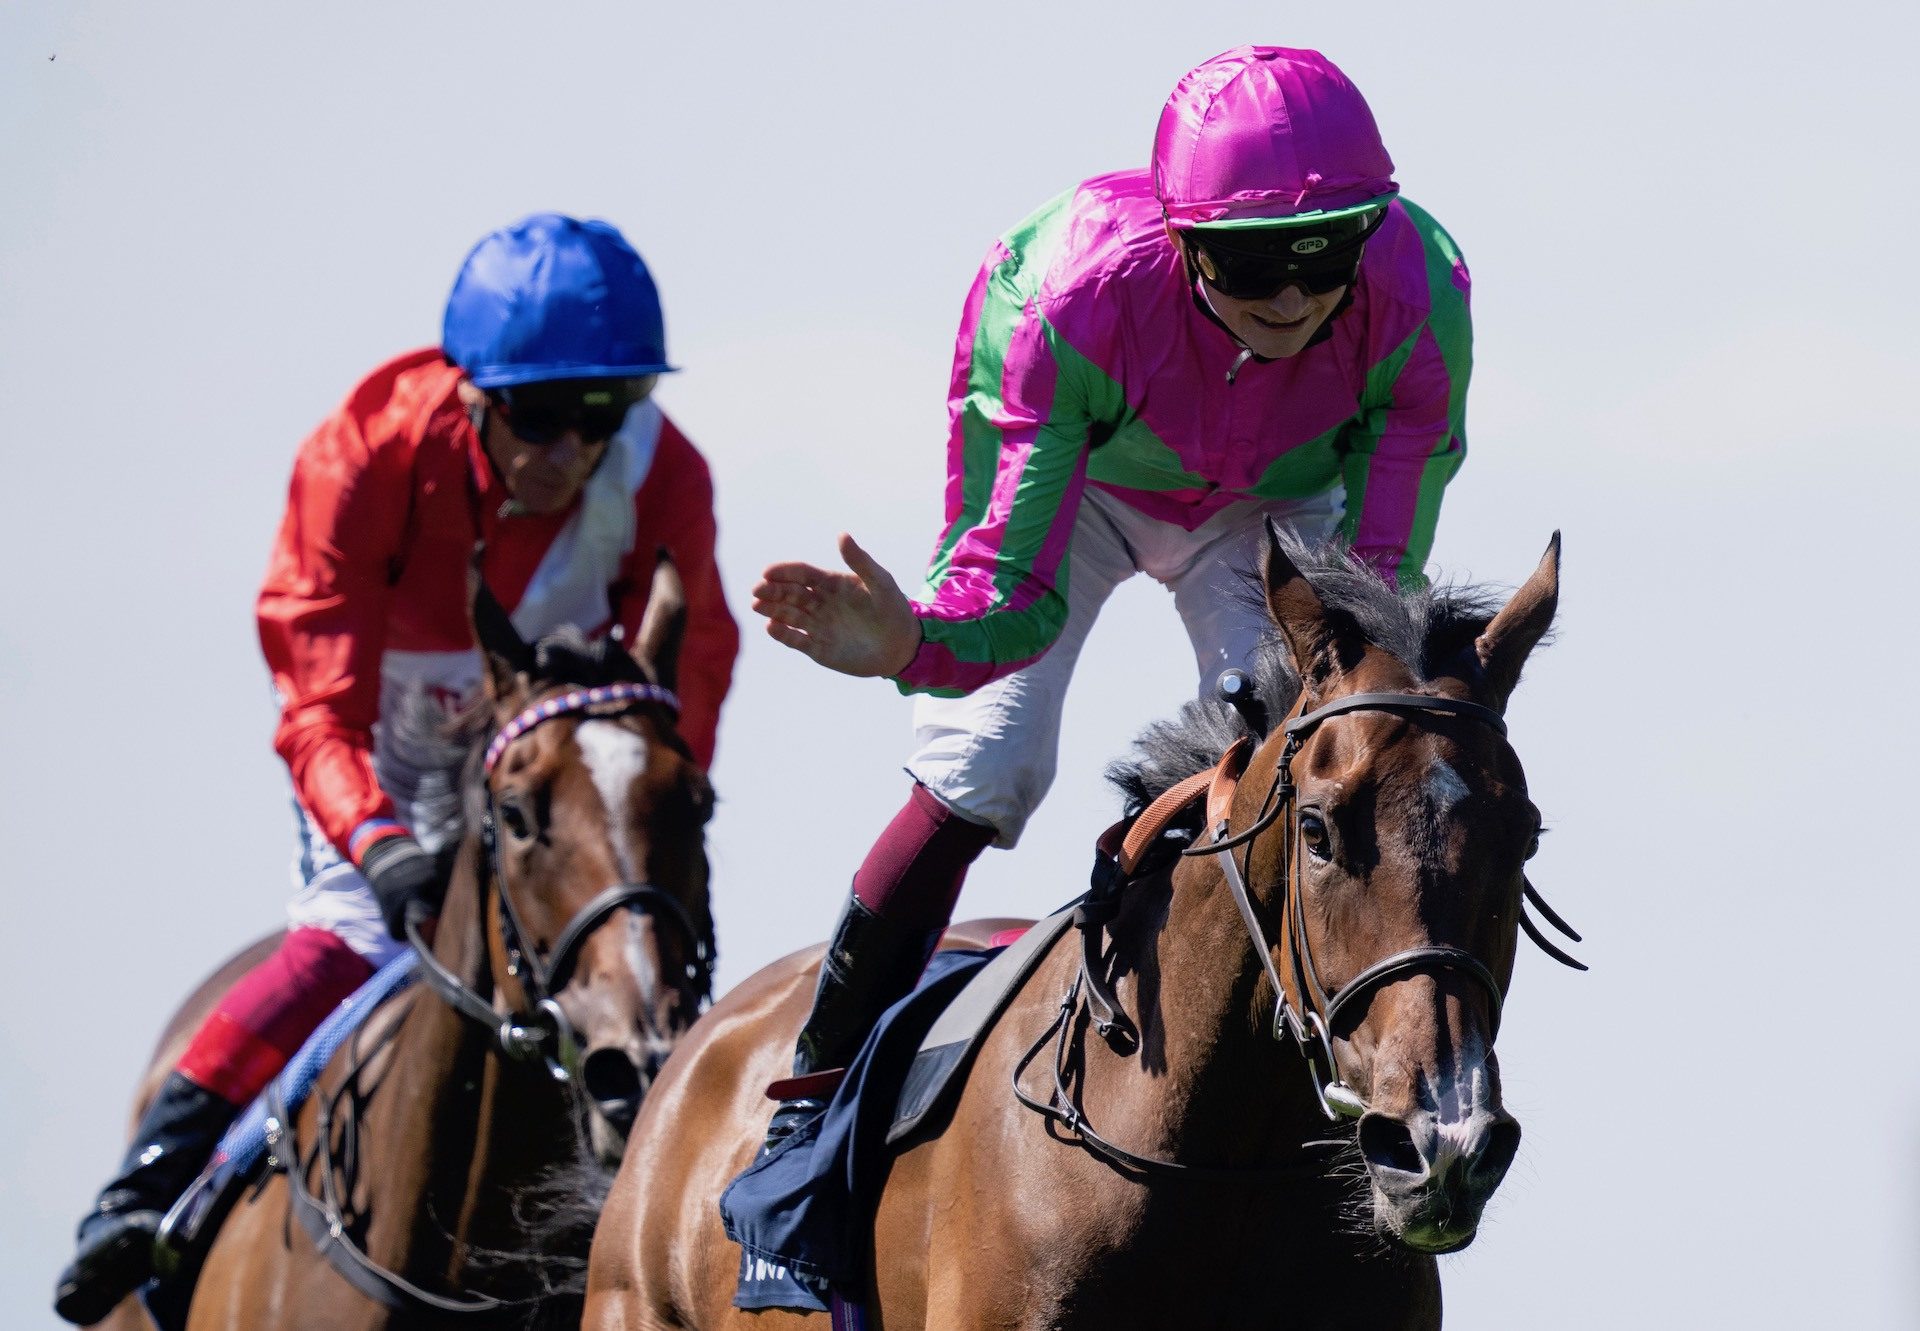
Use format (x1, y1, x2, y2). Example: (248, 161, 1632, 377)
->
(585, 531, 1566, 1330)
(95, 561, 717, 1330)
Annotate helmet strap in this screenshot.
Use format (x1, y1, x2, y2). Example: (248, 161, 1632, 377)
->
(465, 397, 524, 519)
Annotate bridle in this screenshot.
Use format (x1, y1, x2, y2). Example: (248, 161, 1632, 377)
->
(1015, 686, 1585, 1172)
(275, 680, 715, 1319)
(406, 680, 715, 1085)
(1185, 691, 1518, 1121)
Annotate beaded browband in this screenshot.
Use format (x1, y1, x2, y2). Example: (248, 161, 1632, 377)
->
(482, 682, 680, 774)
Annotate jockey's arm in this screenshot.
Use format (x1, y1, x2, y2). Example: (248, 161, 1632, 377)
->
(1338, 203, 1473, 590)
(752, 235, 1104, 696)
(867, 238, 1105, 698)
(257, 382, 411, 866)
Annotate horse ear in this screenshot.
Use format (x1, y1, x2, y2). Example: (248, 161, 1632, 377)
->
(1262, 521, 1357, 694)
(1474, 532, 1560, 711)
(630, 548, 686, 695)
(468, 545, 534, 702)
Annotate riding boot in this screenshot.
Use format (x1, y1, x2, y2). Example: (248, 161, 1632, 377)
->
(761, 894, 944, 1151)
(53, 1072, 236, 1325)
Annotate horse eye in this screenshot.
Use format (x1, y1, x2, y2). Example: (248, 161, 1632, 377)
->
(1525, 823, 1546, 861)
(1299, 812, 1332, 860)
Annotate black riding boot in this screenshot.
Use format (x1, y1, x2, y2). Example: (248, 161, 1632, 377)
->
(53, 1072, 235, 1325)
(762, 894, 942, 1152)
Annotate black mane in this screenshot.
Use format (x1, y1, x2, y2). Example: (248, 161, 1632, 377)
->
(1104, 536, 1513, 815)
(528, 626, 656, 689)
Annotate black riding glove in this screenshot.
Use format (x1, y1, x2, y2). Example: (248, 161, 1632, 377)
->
(358, 834, 448, 940)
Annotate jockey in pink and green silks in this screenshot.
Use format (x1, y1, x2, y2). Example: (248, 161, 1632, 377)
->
(747, 47, 1477, 1158)
(904, 171, 1470, 697)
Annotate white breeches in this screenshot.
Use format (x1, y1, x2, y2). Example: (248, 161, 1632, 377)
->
(906, 486, 1341, 847)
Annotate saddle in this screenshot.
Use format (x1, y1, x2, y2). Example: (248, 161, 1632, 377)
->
(889, 739, 1248, 1144)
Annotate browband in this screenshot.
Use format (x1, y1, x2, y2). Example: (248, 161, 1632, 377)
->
(483, 681, 680, 774)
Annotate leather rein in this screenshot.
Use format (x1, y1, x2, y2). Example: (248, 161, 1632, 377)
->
(1015, 688, 1586, 1175)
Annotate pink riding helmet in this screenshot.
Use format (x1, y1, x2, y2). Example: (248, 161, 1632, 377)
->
(1153, 46, 1398, 230)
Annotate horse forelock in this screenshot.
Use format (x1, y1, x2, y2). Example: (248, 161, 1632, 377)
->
(529, 625, 656, 690)
(1105, 536, 1518, 815)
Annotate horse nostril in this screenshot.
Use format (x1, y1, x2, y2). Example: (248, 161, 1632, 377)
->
(1358, 1113, 1426, 1178)
(581, 1047, 645, 1116)
(1467, 1116, 1522, 1189)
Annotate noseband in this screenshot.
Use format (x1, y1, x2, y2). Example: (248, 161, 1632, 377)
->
(407, 681, 714, 1083)
(1183, 691, 1512, 1120)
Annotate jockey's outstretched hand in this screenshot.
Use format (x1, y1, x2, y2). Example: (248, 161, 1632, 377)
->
(753, 532, 923, 678)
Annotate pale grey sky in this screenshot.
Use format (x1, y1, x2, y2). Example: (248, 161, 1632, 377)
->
(4, 2, 1917, 1325)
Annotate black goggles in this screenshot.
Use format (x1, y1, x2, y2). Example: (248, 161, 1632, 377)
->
(488, 376, 655, 446)
(1187, 207, 1388, 302)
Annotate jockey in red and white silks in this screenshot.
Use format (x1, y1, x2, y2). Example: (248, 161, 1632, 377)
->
(54, 214, 739, 1326)
(264, 346, 737, 963)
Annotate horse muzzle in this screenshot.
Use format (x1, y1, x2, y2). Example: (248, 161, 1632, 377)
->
(1357, 1102, 1521, 1252)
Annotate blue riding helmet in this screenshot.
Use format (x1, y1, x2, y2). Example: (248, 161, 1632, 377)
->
(442, 214, 678, 389)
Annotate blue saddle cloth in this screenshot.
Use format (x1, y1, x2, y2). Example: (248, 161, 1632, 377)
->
(720, 948, 993, 1313)
(136, 950, 420, 1331)
(216, 950, 419, 1175)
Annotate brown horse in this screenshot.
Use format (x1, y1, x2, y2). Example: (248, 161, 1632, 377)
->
(585, 532, 1566, 1330)
(95, 563, 716, 1330)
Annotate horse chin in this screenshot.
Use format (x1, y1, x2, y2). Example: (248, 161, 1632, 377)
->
(1369, 1187, 1485, 1255)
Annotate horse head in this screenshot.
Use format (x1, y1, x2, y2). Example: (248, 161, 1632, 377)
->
(1226, 528, 1559, 1252)
(467, 555, 716, 1164)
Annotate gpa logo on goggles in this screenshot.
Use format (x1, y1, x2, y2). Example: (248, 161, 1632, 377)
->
(1291, 236, 1330, 255)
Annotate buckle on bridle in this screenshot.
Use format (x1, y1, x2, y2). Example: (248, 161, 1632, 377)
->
(495, 998, 578, 1083)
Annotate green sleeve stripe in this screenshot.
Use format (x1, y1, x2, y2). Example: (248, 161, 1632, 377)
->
(1337, 322, 1426, 545)
(1395, 446, 1465, 589)
(928, 192, 1077, 584)
(1403, 198, 1472, 442)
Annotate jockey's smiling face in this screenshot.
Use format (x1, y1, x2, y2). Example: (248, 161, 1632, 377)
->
(1172, 215, 1381, 361)
(1199, 278, 1347, 360)
(459, 380, 614, 516)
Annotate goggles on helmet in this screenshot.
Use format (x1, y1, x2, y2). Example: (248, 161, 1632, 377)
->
(488, 376, 656, 446)
(1185, 206, 1389, 302)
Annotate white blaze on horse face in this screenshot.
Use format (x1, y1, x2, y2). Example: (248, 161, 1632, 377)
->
(575, 719, 649, 882)
(623, 910, 679, 1050)
(1425, 757, 1473, 820)
(1421, 1034, 1497, 1168)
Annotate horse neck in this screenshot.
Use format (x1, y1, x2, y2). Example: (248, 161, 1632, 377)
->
(361, 841, 581, 1288)
(1098, 849, 1332, 1160)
